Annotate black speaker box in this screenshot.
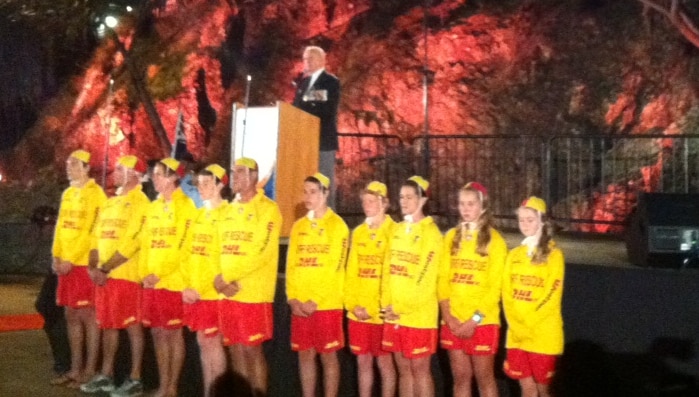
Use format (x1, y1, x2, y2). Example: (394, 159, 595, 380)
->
(626, 193, 699, 267)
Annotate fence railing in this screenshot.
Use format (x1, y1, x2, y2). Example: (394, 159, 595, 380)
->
(335, 133, 699, 233)
(4, 133, 699, 274)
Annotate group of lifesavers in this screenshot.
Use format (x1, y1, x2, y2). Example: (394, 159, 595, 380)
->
(50, 148, 564, 397)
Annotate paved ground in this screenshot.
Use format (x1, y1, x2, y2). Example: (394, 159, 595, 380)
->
(0, 274, 43, 315)
(0, 329, 79, 397)
(0, 275, 78, 397)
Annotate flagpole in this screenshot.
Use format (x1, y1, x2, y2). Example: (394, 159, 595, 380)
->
(421, 0, 432, 178)
(171, 109, 183, 159)
(102, 77, 114, 188)
(241, 74, 252, 155)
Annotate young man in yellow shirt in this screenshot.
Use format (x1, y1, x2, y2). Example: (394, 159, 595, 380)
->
(81, 155, 149, 396)
(381, 176, 442, 397)
(139, 157, 197, 397)
(181, 164, 229, 397)
(52, 149, 106, 388)
(286, 172, 349, 397)
(215, 158, 282, 396)
(345, 181, 396, 397)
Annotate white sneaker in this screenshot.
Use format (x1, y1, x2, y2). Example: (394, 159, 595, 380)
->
(110, 378, 144, 397)
(80, 374, 115, 393)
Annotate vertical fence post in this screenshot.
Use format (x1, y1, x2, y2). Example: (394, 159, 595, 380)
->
(684, 137, 689, 193)
(544, 136, 552, 210)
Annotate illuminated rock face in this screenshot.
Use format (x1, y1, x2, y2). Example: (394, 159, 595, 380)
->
(5, 0, 699, 229)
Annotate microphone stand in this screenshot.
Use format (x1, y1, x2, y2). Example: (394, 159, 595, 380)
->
(241, 74, 252, 155)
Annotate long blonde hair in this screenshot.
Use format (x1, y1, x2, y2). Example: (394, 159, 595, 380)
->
(451, 184, 493, 257)
(531, 215, 553, 264)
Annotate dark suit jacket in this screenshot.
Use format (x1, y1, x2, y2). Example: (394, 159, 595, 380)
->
(292, 70, 340, 151)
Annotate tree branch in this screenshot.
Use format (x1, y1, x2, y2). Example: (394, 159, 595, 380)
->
(638, 0, 699, 48)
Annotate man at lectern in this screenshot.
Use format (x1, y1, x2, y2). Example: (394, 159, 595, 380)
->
(292, 46, 341, 207)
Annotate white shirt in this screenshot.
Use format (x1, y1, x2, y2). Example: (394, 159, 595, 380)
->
(308, 68, 325, 90)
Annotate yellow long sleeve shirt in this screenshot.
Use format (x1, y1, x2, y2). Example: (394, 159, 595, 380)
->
(438, 227, 507, 325)
(381, 216, 442, 329)
(53, 179, 107, 266)
(139, 188, 196, 292)
(344, 217, 396, 324)
(181, 203, 226, 300)
(218, 191, 282, 303)
(94, 185, 149, 282)
(286, 209, 349, 311)
(502, 242, 565, 355)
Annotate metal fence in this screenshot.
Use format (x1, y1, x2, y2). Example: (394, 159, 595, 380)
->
(4, 133, 699, 274)
(335, 133, 699, 233)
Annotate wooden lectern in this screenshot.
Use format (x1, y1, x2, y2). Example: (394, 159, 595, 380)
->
(230, 101, 320, 237)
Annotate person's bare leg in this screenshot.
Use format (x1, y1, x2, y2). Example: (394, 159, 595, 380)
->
(298, 349, 318, 397)
(377, 354, 397, 397)
(79, 308, 100, 379)
(229, 344, 250, 381)
(64, 307, 85, 380)
(357, 354, 374, 397)
(243, 344, 268, 395)
(320, 351, 340, 397)
(410, 355, 434, 397)
(101, 328, 119, 377)
(536, 382, 551, 397)
(519, 377, 538, 397)
(449, 350, 474, 397)
(393, 352, 414, 397)
(165, 328, 184, 397)
(126, 323, 144, 380)
(472, 354, 499, 397)
(197, 332, 226, 397)
(152, 327, 170, 397)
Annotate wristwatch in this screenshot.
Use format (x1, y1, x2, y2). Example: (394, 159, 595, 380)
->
(471, 310, 485, 324)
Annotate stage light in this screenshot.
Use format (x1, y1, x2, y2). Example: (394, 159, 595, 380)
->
(105, 15, 118, 29)
(126, 6, 133, 12)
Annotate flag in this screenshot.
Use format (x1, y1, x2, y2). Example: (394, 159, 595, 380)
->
(171, 109, 188, 160)
(109, 118, 125, 145)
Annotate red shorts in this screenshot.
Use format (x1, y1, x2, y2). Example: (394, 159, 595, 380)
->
(348, 320, 389, 357)
(141, 288, 184, 329)
(440, 323, 499, 355)
(381, 324, 437, 359)
(504, 348, 559, 385)
(183, 299, 220, 337)
(95, 278, 141, 329)
(291, 310, 344, 353)
(56, 266, 94, 308)
(219, 301, 273, 346)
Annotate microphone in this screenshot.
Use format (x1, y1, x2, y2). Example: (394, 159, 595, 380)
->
(292, 72, 305, 87)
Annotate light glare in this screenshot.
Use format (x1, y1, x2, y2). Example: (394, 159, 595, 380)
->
(104, 15, 118, 28)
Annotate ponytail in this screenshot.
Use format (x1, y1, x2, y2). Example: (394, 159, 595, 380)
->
(531, 218, 553, 264)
